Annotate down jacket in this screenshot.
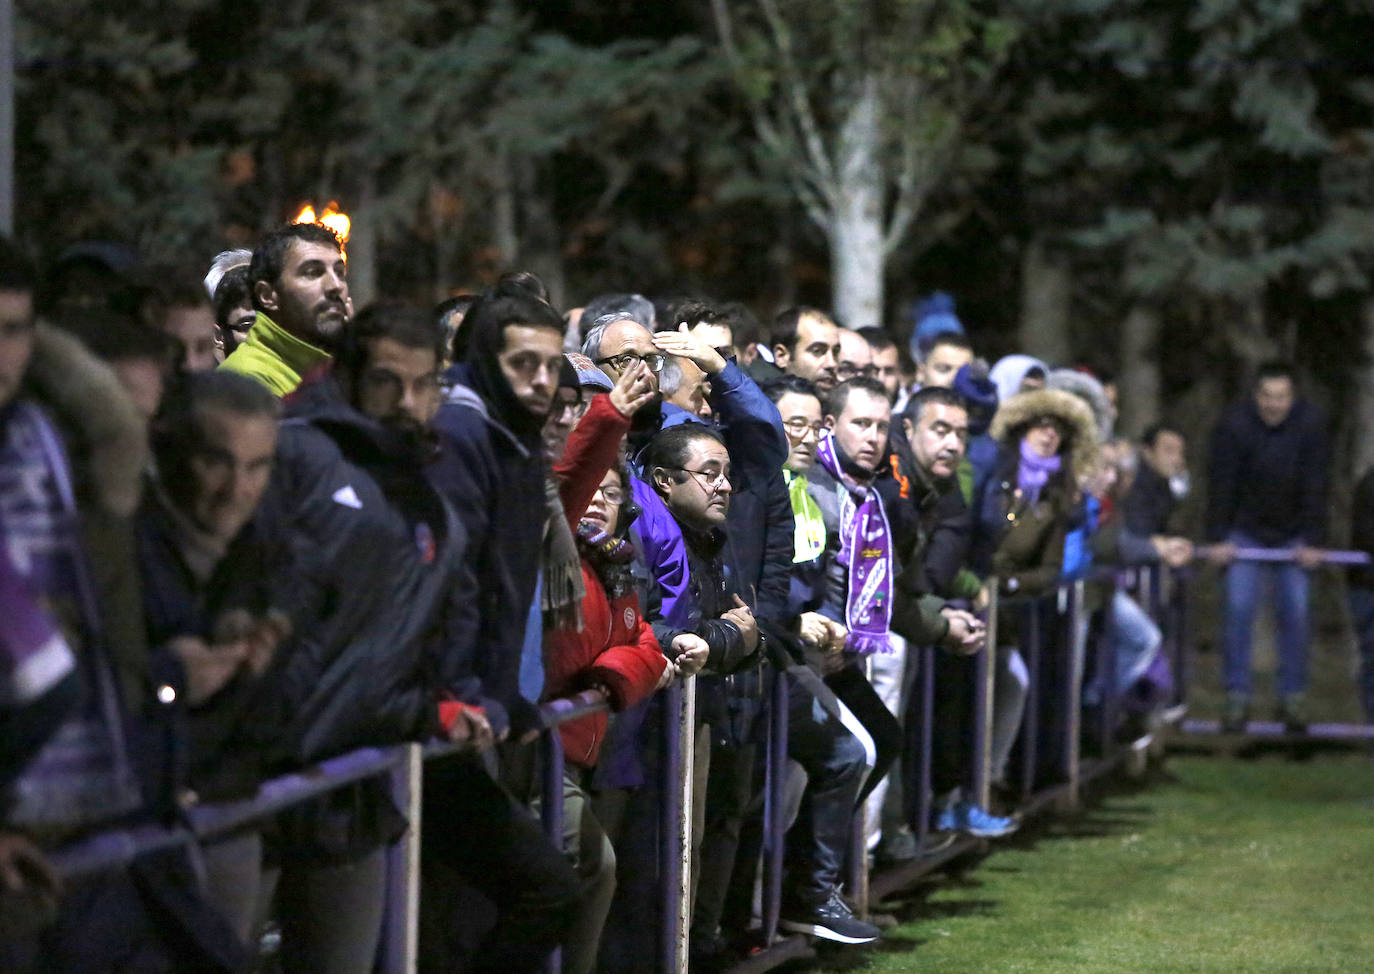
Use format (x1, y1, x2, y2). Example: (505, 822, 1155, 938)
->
(544, 395, 666, 767)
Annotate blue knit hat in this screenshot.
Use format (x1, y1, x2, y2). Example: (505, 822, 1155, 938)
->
(952, 360, 998, 435)
(913, 292, 963, 339)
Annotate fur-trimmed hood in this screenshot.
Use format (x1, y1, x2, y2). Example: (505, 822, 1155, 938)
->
(22, 323, 148, 517)
(1047, 368, 1113, 442)
(989, 387, 1100, 482)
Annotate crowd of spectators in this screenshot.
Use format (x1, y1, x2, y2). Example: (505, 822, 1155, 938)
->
(0, 226, 1348, 973)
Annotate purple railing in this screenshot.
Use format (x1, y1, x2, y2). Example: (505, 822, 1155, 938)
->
(47, 681, 699, 974)
(54, 544, 1364, 972)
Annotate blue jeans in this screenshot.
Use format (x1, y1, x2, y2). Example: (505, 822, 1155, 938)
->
(782, 665, 869, 903)
(1346, 587, 1374, 723)
(1085, 590, 1162, 707)
(1222, 532, 1309, 698)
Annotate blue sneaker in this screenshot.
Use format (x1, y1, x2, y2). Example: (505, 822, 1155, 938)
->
(938, 800, 1018, 838)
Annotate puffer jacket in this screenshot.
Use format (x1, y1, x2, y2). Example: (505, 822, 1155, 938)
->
(544, 394, 666, 767)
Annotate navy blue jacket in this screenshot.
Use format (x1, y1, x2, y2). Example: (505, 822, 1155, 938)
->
(262, 376, 466, 762)
(1206, 397, 1328, 545)
(429, 372, 547, 737)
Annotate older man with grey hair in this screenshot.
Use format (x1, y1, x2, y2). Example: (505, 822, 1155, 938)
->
(658, 352, 711, 420)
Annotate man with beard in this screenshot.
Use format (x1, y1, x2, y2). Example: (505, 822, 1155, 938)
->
(220, 223, 350, 396)
(234, 300, 481, 974)
(748, 306, 841, 395)
(426, 280, 582, 974)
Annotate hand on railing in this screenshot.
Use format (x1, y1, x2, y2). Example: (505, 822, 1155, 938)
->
(940, 607, 986, 656)
(670, 633, 710, 677)
(445, 705, 496, 753)
(1295, 545, 1324, 569)
(1150, 535, 1194, 568)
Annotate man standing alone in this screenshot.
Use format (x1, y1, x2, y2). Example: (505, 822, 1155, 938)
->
(1207, 362, 1328, 732)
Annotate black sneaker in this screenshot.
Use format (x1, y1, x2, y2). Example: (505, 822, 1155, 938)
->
(779, 889, 881, 944)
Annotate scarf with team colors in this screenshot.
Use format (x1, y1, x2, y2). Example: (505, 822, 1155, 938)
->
(814, 431, 893, 654)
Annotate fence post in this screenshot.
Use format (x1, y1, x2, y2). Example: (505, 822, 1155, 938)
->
(762, 667, 788, 941)
(974, 581, 999, 812)
(660, 677, 695, 974)
(1062, 580, 1085, 810)
(382, 744, 423, 974)
(540, 730, 567, 974)
(1099, 579, 1121, 757)
(1019, 598, 1041, 800)
(914, 643, 935, 849)
(1168, 566, 1190, 711)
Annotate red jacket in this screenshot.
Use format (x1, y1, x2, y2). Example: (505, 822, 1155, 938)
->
(545, 394, 667, 767)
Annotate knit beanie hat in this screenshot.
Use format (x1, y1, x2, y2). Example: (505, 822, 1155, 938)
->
(952, 360, 999, 435)
(908, 291, 964, 360)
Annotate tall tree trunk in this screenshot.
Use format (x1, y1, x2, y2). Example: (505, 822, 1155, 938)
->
(519, 160, 567, 309)
(345, 4, 379, 308)
(1353, 298, 1374, 482)
(347, 173, 378, 308)
(490, 148, 518, 272)
(1117, 303, 1162, 439)
(1017, 234, 1072, 365)
(828, 76, 885, 330)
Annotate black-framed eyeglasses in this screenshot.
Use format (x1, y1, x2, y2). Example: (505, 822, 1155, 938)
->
(782, 418, 824, 440)
(670, 465, 732, 492)
(596, 351, 666, 374)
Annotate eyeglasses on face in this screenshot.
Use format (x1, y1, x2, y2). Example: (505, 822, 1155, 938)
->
(670, 465, 732, 491)
(836, 363, 879, 380)
(552, 394, 588, 420)
(783, 418, 824, 439)
(593, 484, 625, 505)
(596, 351, 666, 374)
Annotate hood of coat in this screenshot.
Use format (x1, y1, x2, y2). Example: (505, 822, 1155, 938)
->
(990, 386, 1100, 483)
(22, 322, 148, 517)
(1047, 367, 1113, 443)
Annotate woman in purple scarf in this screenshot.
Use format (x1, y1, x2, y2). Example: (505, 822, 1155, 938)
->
(970, 386, 1099, 792)
(973, 387, 1099, 596)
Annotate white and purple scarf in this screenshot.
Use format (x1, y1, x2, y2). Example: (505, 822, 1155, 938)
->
(815, 432, 893, 654)
(0, 401, 142, 832)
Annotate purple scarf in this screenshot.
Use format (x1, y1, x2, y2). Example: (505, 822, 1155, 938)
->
(1017, 439, 1062, 504)
(815, 431, 893, 654)
(0, 402, 143, 831)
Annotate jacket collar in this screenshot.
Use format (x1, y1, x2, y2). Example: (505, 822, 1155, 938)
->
(242, 311, 332, 376)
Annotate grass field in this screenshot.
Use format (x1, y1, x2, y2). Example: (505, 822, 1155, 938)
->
(808, 752, 1374, 974)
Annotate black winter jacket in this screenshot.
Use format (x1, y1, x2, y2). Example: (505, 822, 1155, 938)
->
(263, 376, 464, 763)
(428, 372, 547, 738)
(1206, 397, 1328, 546)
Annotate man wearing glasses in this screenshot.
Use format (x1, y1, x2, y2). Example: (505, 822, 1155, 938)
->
(836, 327, 877, 384)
